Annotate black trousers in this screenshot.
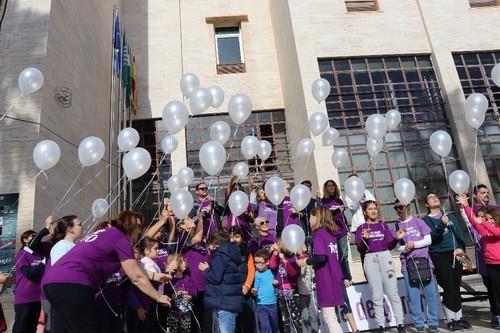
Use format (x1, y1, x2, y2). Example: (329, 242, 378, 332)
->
(96, 305, 124, 333)
(236, 294, 256, 333)
(192, 291, 213, 333)
(44, 283, 97, 333)
(12, 301, 41, 333)
(431, 252, 463, 312)
(486, 264, 500, 316)
(481, 273, 498, 317)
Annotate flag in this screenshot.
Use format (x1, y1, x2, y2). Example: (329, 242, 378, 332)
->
(131, 53, 138, 114)
(113, 14, 121, 77)
(121, 32, 131, 108)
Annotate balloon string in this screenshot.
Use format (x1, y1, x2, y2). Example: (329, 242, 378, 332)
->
(57, 153, 121, 210)
(133, 189, 170, 249)
(34, 169, 49, 189)
(0, 93, 23, 121)
(131, 153, 167, 209)
(441, 157, 452, 211)
(105, 174, 128, 200)
(52, 167, 85, 215)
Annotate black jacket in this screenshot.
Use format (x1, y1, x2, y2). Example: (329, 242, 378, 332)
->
(204, 242, 243, 312)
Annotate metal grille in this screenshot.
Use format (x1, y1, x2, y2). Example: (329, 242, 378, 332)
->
(217, 63, 246, 75)
(345, 0, 379, 12)
(469, 0, 500, 8)
(453, 51, 500, 203)
(185, 110, 293, 202)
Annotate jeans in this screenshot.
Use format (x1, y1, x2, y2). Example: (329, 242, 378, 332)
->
(402, 271, 439, 327)
(217, 310, 237, 333)
(337, 234, 351, 279)
(257, 304, 279, 333)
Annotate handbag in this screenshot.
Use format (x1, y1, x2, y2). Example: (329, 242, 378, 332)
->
(396, 222, 432, 285)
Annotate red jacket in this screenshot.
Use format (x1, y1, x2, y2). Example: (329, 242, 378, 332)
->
(464, 206, 500, 265)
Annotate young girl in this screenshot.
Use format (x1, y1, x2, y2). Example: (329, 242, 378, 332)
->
(297, 206, 346, 333)
(13, 230, 46, 333)
(269, 239, 302, 333)
(355, 201, 407, 333)
(277, 182, 301, 234)
(458, 194, 500, 325)
(165, 254, 195, 333)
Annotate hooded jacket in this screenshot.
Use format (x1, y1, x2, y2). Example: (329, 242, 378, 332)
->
(204, 241, 243, 312)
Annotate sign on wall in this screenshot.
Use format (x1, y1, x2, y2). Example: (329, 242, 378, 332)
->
(0, 193, 19, 293)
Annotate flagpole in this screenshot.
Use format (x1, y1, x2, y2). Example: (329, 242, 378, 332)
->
(108, 6, 117, 218)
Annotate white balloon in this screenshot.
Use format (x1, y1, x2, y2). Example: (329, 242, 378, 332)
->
(344, 176, 365, 203)
(177, 167, 194, 187)
(322, 128, 340, 146)
(208, 86, 224, 108)
(210, 121, 231, 144)
(258, 140, 272, 161)
(162, 101, 189, 134)
(189, 88, 212, 115)
(199, 141, 226, 176)
(33, 139, 61, 171)
(385, 109, 401, 131)
(282, 224, 305, 253)
(241, 136, 259, 160)
(449, 170, 470, 195)
(228, 93, 252, 124)
(160, 135, 178, 154)
(492, 63, 500, 88)
(296, 138, 315, 157)
(228, 191, 249, 217)
(331, 148, 349, 168)
(18, 67, 44, 94)
(170, 189, 194, 219)
(78, 136, 105, 167)
(167, 175, 181, 192)
(290, 184, 312, 211)
(308, 112, 329, 136)
(367, 138, 383, 157)
(311, 78, 331, 103)
(465, 93, 488, 116)
(117, 128, 140, 152)
(465, 108, 486, 129)
(91, 198, 108, 219)
(429, 130, 452, 158)
(366, 114, 387, 140)
(180, 73, 200, 98)
(394, 178, 415, 206)
(122, 147, 152, 180)
(265, 176, 286, 206)
(232, 162, 249, 179)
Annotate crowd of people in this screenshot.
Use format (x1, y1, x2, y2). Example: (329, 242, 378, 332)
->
(2, 175, 500, 333)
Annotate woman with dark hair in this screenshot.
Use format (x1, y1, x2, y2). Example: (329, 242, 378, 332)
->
(42, 210, 171, 333)
(226, 175, 254, 240)
(355, 201, 407, 333)
(320, 180, 352, 284)
(49, 215, 83, 265)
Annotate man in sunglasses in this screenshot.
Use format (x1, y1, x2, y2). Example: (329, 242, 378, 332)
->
(189, 182, 225, 240)
(248, 217, 276, 254)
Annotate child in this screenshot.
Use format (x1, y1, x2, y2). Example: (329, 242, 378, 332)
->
(269, 240, 302, 333)
(13, 230, 46, 333)
(296, 247, 320, 333)
(165, 254, 195, 333)
(252, 248, 279, 333)
(199, 231, 242, 333)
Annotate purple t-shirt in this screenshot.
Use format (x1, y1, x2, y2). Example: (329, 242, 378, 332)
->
(14, 248, 45, 304)
(184, 243, 208, 294)
(164, 275, 196, 298)
(312, 228, 344, 307)
(257, 201, 278, 234)
(395, 217, 433, 272)
(248, 233, 276, 254)
(281, 196, 301, 228)
(155, 247, 169, 272)
(197, 199, 219, 238)
(95, 271, 128, 308)
(321, 198, 348, 238)
(227, 204, 253, 240)
(355, 222, 397, 254)
(42, 227, 135, 290)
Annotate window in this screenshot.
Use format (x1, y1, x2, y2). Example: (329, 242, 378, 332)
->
(318, 55, 462, 259)
(345, 0, 379, 12)
(453, 51, 500, 203)
(469, 0, 500, 8)
(185, 110, 293, 202)
(130, 119, 172, 224)
(215, 26, 245, 74)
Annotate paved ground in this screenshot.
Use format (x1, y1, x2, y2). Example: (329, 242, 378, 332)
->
(0, 274, 498, 332)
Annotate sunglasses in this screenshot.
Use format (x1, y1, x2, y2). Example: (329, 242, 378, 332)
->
(198, 187, 208, 191)
(259, 221, 270, 225)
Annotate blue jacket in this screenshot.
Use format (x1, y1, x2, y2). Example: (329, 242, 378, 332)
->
(204, 242, 243, 312)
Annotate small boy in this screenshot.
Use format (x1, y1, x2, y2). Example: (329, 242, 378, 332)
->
(199, 231, 242, 333)
(252, 248, 279, 333)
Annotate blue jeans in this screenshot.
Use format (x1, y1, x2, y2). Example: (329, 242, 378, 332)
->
(257, 304, 279, 333)
(216, 310, 237, 333)
(402, 271, 439, 327)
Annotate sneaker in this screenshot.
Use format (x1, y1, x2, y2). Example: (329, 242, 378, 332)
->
(429, 325, 440, 333)
(397, 324, 408, 333)
(415, 326, 425, 333)
(447, 320, 460, 332)
(457, 318, 472, 330)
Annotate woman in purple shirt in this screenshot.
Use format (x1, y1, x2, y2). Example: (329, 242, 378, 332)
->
(42, 211, 171, 333)
(355, 201, 408, 333)
(320, 180, 351, 282)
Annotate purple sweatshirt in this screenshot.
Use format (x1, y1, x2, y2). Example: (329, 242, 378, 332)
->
(321, 198, 349, 238)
